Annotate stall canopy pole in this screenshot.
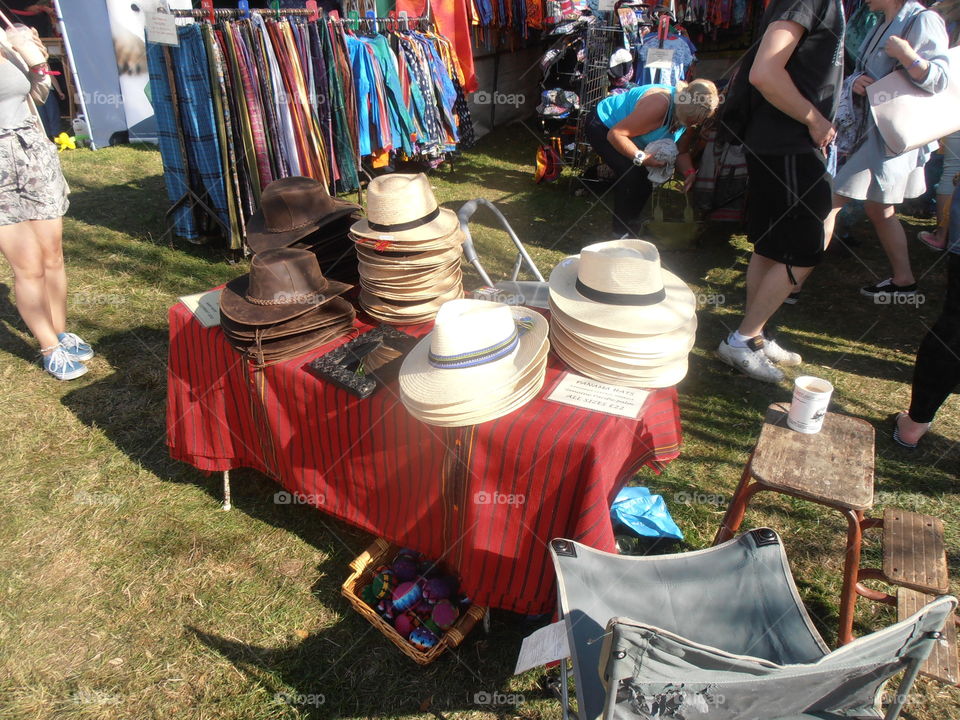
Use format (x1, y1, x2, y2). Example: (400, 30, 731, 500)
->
(52, 0, 98, 149)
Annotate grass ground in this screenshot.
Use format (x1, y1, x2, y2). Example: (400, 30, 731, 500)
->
(0, 124, 957, 719)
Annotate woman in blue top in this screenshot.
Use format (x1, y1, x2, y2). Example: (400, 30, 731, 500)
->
(585, 79, 719, 236)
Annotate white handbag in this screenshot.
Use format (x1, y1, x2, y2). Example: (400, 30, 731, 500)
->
(867, 40, 960, 155)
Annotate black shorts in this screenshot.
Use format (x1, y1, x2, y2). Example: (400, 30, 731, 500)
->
(747, 151, 833, 268)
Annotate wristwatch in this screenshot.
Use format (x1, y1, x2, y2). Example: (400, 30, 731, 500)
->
(632, 150, 646, 167)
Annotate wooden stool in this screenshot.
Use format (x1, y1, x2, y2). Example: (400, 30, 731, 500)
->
(713, 403, 875, 645)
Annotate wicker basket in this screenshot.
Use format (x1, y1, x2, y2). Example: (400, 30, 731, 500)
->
(341, 538, 487, 665)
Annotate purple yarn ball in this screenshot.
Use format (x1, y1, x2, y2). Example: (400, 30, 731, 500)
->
(391, 556, 419, 582)
(392, 580, 422, 612)
(422, 576, 457, 603)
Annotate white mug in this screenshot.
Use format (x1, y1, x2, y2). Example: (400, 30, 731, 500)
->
(787, 376, 833, 434)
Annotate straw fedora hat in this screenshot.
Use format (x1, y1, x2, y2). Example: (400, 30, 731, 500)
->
(548, 239, 695, 335)
(220, 247, 351, 325)
(350, 173, 458, 245)
(356, 241, 462, 268)
(549, 299, 698, 356)
(399, 300, 549, 418)
(550, 320, 694, 367)
(360, 282, 465, 324)
(552, 339, 689, 389)
(247, 177, 360, 253)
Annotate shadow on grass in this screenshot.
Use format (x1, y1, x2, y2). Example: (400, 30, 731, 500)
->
(0, 284, 35, 362)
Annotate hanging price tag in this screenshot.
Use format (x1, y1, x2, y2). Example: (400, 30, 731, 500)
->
(145, 2, 179, 46)
(644, 47, 674, 70)
(306, 0, 319, 21)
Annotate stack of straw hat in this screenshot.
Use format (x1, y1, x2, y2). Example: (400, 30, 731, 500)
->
(351, 173, 464, 324)
(246, 176, 361, 284)
(399, 299, 550, 427)
(219, 247, 356, 367)
(548, 239, 697, 388)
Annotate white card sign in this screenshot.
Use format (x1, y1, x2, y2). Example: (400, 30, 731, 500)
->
(179, 289, 223, 328)
(515, 620, 570, 675)
(547, 373, 649, 419)
(644, 48, 675, 70)
(145, 4, 179, 47)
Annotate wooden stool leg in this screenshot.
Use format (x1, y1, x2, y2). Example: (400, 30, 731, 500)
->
(714, 453, 760, 545)
(837, 509, 865, 646)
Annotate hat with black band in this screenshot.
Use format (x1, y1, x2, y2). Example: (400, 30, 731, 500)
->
(350, 173, 459, 248)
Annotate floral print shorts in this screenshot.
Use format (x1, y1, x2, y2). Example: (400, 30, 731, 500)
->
(0, 118, 69, 226)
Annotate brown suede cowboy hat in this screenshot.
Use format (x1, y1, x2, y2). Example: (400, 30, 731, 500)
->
(220, 247, 352, 326)
(246, 177, 361, 253)
(219, 296, 357, 341)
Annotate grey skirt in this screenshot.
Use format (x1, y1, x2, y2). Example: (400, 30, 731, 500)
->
(0, 118, 69, 226)
(834, 124, 929, 204)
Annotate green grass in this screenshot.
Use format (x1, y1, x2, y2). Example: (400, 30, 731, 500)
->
(0, 127, 958, 719)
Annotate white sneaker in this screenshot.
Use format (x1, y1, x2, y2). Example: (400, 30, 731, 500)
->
(763, 337, 802, 366)
(716, 339, 785, 383)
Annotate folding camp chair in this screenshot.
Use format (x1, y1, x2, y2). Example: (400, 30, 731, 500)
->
(549, 528, 956, 720)
(457, 198, 550, 309)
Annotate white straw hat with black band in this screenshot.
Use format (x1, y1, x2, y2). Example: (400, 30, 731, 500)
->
(350, 173, 459, 247)
(548, 239, 696, 335)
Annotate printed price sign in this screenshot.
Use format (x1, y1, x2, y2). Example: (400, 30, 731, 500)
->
(546, 373, 649, 419)
(645, 48, 675, 70)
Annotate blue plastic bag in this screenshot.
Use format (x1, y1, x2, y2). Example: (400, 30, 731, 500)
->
(610, 486, 684, 541)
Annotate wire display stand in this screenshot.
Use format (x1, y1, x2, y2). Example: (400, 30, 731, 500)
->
(571, 24, 621, 171)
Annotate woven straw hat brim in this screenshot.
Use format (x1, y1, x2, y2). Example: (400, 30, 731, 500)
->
(398, 307, 549, 408)
(550, 322, 693, 369)
(350, 207, 459, 245)
(360, 270, 463, 300)
(360, 281, 464, 316)
(552, 340, 689, 388)
(219, 273, 352, 326)
(548, 255, 696, 334)
(550, 311, 696, 360)
(402, 356, 548, 427)
(400, 339, 550, 411)
(358, 257, 461, 282)
(356, 242, 462, 268)
(548, 297, 697, 350)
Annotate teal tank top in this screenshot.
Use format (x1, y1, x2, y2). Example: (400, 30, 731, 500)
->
(595, 84, 685, 145)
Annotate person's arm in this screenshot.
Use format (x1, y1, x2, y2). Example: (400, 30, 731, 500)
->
(676, 131, 696, 191)
(606, 91, 670, 167)
(748, 20, 835, 148)
(885, 11, 950, 93)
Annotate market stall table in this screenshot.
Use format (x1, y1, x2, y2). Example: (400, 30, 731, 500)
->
(166, 299, 683, 614)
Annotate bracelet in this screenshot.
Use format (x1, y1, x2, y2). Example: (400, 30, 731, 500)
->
(632, 150, 646, 166)
(908, 57, 923, 70)
(684, 168, 697, 177)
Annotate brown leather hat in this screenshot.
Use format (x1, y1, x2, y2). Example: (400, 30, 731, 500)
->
(246, 177, 361, 253)
(219, 247, 352, 326)
(219, 296, 356, 341)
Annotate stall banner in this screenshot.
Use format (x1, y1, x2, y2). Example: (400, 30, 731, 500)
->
(105, 0, 192, 142)
(54, 0, 123, 149)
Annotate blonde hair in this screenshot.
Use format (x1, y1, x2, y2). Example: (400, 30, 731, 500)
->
(674, 79, 720, 127)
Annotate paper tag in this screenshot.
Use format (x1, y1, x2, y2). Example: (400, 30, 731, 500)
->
(547, 373, 649, 419)
(145, 9, 179, 46)
(179, 289, 223, 327)
(598, 0, 616, 10)
(645, 48, 675, 70)
(515, 620, 570, 675)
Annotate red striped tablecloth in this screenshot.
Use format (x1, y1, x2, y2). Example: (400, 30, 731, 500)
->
(166, 300, 682, 614)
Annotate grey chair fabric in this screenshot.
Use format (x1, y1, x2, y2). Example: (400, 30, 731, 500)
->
(549, 529, 957, 720)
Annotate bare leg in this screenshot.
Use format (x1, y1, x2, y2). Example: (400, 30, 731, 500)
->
(0, 221, 58, 351)
(30, 218, 66, 335)
(738, 254, 815, 338)
(822, 194, 850, 252)
(865, 201, 914, 286)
